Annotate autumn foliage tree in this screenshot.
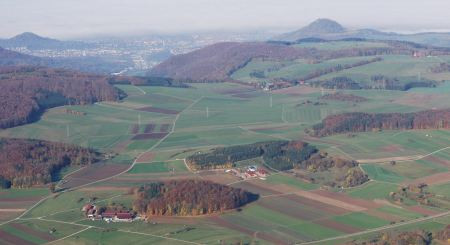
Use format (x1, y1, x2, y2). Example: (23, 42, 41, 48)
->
(311, 109, 450, 137)
(132, 180, 258, 216)
(0, 66, 124, 129)
(0, 138, 102, 188)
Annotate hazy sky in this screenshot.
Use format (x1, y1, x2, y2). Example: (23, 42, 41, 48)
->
(1, 0, 449, 39)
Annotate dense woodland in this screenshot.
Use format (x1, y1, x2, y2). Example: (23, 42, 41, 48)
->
(311, 109, 450, 137)
(294, 152, 368, 188)
(186, 140, 318, 171)
(132, 180, 258, 216)
(0, 138, 101, 188)
(0, 66, 124, 129)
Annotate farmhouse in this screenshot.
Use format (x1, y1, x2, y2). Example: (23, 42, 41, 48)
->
(227, 166, 269, 179)
(82, 204, 135, 222)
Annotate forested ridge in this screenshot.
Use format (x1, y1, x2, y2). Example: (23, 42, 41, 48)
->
(132, 180, 258, 216)
(0, 138, 101, 188)
(311, 109, 450, 137)
(150, 39, 450, 83)
(0, 66, 124, 129)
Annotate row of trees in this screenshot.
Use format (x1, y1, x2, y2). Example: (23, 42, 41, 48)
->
(186, 140, 318, 171)
(132, 180, 258, 216)
(0, 138, 101, 188)
(429, 62, 450, 73)
(319, 92, 368, 103)
(311, 109, 450, 137)
(311, 75, 436, 91)
(0, 66, 124, 129)
(347, 225, 450, 245)
(300, 57, 383, 81)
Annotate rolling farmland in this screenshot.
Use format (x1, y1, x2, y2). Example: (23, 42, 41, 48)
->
(1, 40, 449, 244)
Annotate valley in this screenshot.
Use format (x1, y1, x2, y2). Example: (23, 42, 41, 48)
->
(0, 16, 449, 245)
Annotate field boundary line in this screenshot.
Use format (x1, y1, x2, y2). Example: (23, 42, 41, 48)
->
(297, 211, 450, 245)
(116, 229, 204, 245)
(153, 92, 195, 102)
(46, 227, 91, 244)
(238, 126, 292, 140)
(36, 217, 203, 245)
(134, 85, 147, 95)
(357, 146, 450, 164)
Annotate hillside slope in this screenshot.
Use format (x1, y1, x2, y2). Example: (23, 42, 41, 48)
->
(0, 66, 124, 129)
(149, 42, 318, 82)
(0, 32, 94, 50)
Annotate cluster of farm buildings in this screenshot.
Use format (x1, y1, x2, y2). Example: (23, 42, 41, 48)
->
(226, 165, 268, 180)
(82, 204, 138, 223)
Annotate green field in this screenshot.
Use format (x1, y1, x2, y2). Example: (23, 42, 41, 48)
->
(332, 212, 390, 229)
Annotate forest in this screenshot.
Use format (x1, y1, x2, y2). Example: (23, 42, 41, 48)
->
(298, 152, 368, 188)
(186, 140, 318, 171)
(132, 180, 258, 216)
(311, 75, 437, 91)
(311, 109, 450, 137)
(0, 138, 102, 188)
(0, 66, 124, 129)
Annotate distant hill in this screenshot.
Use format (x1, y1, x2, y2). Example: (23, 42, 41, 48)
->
(274, 19, 450, 47)
(0, 46, 44, 65)
(149, 42, 317, 82)
(0, 46, 127, 74)
(0, 32, 95, 50)
(276, 19, 346, 40)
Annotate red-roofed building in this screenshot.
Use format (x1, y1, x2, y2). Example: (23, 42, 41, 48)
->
(115, 213, 133, 222)
(257, 169, 268, 177)
(82, 204, 93, 212)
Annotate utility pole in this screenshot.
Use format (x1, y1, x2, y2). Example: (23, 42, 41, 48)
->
(270, 95, 273, 108)
(206, 107, 209, 119)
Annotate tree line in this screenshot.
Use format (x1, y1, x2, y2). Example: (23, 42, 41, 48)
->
(132, 180, 258, 216)
(186, 140, 318, 171)
(0, 138, 101, 188)
(310, 109, 450, 137)
(311, 75, 437, 91)
(429, 62, 450, 73)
